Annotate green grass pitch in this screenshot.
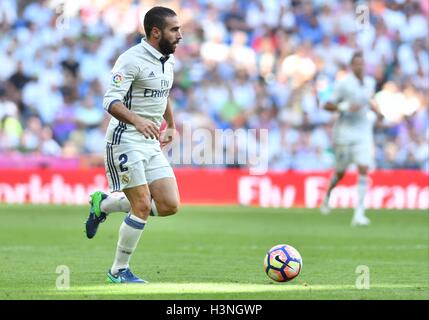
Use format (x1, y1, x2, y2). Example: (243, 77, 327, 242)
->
(0, 205, 427, 300)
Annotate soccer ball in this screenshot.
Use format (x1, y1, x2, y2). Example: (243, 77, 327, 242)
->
(264, 244, 303, 282)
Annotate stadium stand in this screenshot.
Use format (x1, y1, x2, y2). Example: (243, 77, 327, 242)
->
(0, 0, 427, 171)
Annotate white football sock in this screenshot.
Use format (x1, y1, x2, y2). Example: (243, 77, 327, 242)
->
(101, 195, 131, 214)
(111, 213, 146, 274)
(150, 199, 159, 216)
(356, 174, 368, 215)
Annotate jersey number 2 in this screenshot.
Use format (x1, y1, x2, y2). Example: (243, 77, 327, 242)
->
(119, 154, 128, 172)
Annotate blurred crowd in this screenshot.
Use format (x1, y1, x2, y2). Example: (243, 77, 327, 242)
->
(0, 0, 428, 171)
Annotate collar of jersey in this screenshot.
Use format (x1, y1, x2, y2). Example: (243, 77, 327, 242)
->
(141, 38, 170, 62)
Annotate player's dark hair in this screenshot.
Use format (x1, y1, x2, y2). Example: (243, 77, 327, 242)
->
(350, 51, 364, 64)
(144, 6, 177, 39)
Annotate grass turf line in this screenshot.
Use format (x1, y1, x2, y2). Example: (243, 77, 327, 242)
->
(0, 205, 427, 299)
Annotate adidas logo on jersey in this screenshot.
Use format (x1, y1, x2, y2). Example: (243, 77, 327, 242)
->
(148, 71, 155, 78)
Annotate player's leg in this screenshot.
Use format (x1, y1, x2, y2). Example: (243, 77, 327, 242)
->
(107, 183, 151, 283)
(320, 144, 349, 214)
(87, 152, 179, 222)
(94, 176, 180, 217)
(351, 164, 370, 226)
(106, 143, 179, 282)
(88, 176, 180, 218)
(149, 177, 180, 217)
(91, 192, 130, 215)
(320, 171, 345, 214)
(86, 143, 131, 239)
(86, 191, 132, 238)
(86, 143, 144, 238)
(351, 142, 373, 226)
(145, 150, 180, 217)
(100, 193, 131, 213)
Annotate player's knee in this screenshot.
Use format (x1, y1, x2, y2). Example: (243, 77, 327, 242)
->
(161, 200, 179, 216)
(166, 203, 179, 216)
(132, 199, 152, 219)
(358, 166, 369, 175)
(169, 203, 179, 215)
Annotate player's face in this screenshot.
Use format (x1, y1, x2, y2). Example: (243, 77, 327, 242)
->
(159, 16, 182, 55)
(352, 57, 364, 77)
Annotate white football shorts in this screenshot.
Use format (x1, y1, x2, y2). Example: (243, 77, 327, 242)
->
(333, 141, 374, 172)
(104, 141, 175, 192)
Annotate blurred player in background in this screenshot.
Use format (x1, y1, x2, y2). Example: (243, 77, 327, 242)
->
(320, 51, 382, 226)
(85, 6, 182, 283)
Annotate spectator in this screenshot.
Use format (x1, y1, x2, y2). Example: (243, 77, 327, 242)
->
(0, 0, 427, 171)
(39, 127, 62, 156)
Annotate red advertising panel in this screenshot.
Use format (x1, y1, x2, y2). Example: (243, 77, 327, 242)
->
(0, 169, 427, 209)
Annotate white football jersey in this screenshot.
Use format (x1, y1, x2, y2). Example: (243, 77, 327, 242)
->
(103, 39, 175, 145)
(329, 72, 377, 144)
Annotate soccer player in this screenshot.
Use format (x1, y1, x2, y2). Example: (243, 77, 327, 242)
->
(85, 6, 182, 283)
(320, 51, 381, 226)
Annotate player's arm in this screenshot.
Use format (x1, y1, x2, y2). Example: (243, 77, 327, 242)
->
(163, 98, 175, 129)
(369, 79, 383, 118)
(103, 55, 159, 139)
(324, 100, 356, 113)
(323, 101, 339, 112)
(369, 99, 380, 114)
(323, 80, 360, 113)
(109, 101, 159, 139)
(160, 98, 176, 148)
(323, 81, 348, 112)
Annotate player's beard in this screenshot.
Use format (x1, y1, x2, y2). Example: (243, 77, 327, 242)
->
(159, 34, 177, 55)
(353, 69, 364, 80)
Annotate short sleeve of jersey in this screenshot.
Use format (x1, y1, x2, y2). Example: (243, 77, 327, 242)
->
(103, 53, 139, 112)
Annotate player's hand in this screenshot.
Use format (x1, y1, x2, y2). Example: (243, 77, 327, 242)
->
(160, 127, 176, 148)
(133, 117, 159, 140)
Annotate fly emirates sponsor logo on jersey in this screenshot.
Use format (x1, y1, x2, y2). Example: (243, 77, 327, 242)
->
(143, 79, 170, 98)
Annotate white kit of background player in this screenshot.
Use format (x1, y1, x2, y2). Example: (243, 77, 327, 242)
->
(320, 52, 382, 227)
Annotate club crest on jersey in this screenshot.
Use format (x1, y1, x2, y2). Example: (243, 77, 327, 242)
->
(121, 174, 130, 184)
(112, 72, 124, 87)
